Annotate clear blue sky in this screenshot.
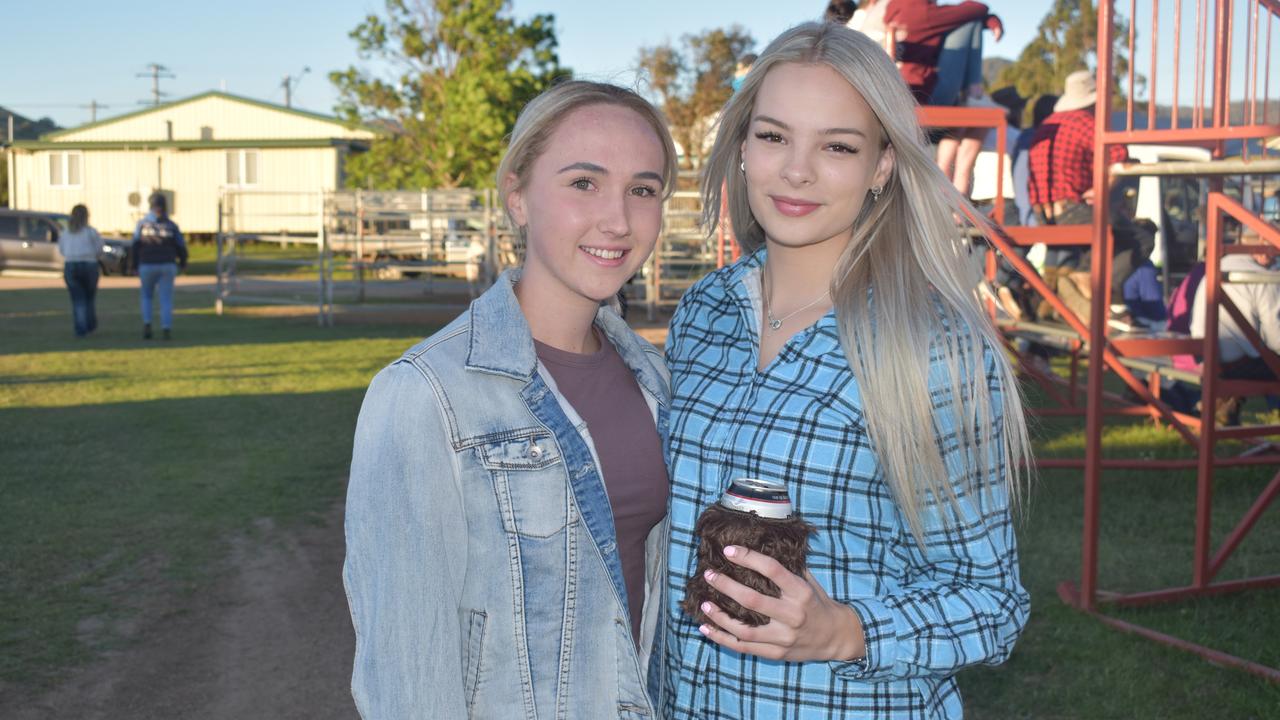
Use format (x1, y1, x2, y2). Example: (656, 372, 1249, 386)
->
(2, 1, 1048, 130)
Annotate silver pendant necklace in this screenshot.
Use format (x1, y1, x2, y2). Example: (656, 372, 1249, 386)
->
(764, 266, 830, 331)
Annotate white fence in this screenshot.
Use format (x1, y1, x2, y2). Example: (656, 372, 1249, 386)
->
(215, 175, 727, 324)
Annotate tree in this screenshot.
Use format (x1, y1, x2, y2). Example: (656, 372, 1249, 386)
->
(637, 26, 754, 168)
(330, 0, 568, 189)
(0, 107, 60, 207)
(995, 0, 1133, 116)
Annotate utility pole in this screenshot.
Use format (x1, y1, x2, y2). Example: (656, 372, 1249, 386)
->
(281, 66, 310, 108)
(137, 63, 175, 106)
(80, 100, 110, 122)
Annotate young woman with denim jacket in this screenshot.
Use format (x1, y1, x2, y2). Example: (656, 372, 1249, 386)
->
(660, 24, 1032, 718)
(344, 81, 679, 719)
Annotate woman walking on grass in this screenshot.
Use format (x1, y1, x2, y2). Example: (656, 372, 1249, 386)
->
(131, 192, 187, 340)
(660, 22, 1032, 719)
(58, 204, 102, 338)
(344, 80, 678, 719)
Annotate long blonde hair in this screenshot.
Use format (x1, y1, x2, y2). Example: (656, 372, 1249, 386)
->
(702, 22, 1031, 541)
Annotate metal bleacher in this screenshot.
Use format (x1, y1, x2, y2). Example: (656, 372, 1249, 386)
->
(955, 0, 1280, 682)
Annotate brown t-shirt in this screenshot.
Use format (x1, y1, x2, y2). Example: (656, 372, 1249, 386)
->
(535, 331, 669, 644)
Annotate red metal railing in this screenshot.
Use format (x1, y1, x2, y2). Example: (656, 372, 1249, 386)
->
(1050, 0, 1280, 683)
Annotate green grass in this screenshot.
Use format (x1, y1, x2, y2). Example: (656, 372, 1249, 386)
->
(0, 284, 428, 687)
(2, 285, 1279, 715)
(960, 381, 1280, 718)
(185, 240, 358, 281)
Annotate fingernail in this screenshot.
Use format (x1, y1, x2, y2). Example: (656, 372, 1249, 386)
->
(701, 602, 712, 613)
(704, 569, 716, 582)
(724, 546, 739, 557)
(698, 624, 710, 635)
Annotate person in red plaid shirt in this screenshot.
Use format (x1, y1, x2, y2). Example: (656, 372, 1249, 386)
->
(1027, 70, 1138, 321)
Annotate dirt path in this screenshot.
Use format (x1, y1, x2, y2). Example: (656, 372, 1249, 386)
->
(3, 503, 358, 720)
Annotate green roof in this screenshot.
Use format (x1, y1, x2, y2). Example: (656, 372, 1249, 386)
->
(12, 138, 370, 151)
(40, 91, 378, 140)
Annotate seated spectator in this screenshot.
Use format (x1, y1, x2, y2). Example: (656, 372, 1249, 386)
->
(884, 0, 1001, 104)
(1160, 261, 1207, 415)
(1121, 221, 1167, 331)
(992, 93, 1058, 320)
(848, 0, 895, 55)
(1011, 93, 1059, 226)
(1190, 242, 1280, 423)
(886, 0, 1002, 198)
(1028, 70, 1131, 323)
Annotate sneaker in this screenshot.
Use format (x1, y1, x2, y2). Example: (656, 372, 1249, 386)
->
(162, 328, 171, 341)
(143, 324, 152, 340)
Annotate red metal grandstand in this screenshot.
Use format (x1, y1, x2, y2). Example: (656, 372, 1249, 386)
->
(945, 0, 1280, 682)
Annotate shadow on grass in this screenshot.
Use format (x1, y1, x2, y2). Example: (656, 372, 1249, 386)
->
(0, 389, 364, 689)
(961, 453, 1280, 718)
(0, 286, 442, 358)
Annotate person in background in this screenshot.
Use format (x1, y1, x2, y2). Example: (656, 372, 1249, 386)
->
(1190, 235, 1280, 424)
(1012, 93, 1059, 226)
(884, 0, 1003, 200)
(131, 192, 188, 341)
(1120, 219, 1168, 331)
(991, 92, 1058, 319)
(884, 0, 1003, 105)
(847, 0, 894, 54)
(58, 204, 102, 338)
(1027, 70, 1130, 323)
(823, 0, 857, 24)
(732, 52, 758, 93)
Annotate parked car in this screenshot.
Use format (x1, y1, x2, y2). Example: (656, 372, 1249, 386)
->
(0, 209, 130, 275)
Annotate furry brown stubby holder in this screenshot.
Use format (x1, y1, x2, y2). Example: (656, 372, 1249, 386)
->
(682, 504, 816, 627)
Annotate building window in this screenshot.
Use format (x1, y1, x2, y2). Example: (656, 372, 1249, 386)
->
(225, 150, 259, 186)
(49, 152, 82, 188)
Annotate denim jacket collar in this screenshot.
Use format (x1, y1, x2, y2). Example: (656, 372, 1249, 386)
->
(466, 268, 668, 406)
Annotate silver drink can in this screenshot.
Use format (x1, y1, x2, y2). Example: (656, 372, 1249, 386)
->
(718, 478, 794, 520)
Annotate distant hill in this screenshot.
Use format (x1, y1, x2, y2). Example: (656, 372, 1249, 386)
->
(0, 107, 61, 141)
(1111, 101, 1280, 156)
(983, 57, 1014, 90)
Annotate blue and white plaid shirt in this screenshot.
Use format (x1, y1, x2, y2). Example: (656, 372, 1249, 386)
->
(660, 250, 1028, 719)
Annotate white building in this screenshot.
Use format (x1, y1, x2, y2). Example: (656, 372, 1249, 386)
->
(6, 91, 376, 235)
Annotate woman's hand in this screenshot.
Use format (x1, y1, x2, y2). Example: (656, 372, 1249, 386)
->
(696, 545, 866, 663)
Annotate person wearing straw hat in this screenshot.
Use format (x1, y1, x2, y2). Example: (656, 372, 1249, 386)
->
(1027, 70, 1136, 322)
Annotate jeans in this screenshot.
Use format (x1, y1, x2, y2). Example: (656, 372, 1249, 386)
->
(139, 262, 177, 329)
(930, 20, 984, 106)
(64, 261, 99, 337)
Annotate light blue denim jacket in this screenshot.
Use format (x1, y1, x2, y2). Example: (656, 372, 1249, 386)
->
(344, 269, 671, 719)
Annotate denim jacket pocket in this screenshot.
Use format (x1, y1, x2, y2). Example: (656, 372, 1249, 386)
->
(480, 434, 572, 538)
(462, 609, 487, 714)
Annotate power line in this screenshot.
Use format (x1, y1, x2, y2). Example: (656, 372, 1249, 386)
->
(136, 63, 175, 106)
(79, 100, 111, 122)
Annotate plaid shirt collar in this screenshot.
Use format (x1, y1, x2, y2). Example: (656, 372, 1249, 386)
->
(720, 246, 843, 349)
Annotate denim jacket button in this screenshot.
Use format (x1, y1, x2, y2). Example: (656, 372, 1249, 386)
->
(529, 445, 543, 459)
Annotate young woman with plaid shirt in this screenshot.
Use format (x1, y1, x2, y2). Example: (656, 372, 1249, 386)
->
(660, 22, 1032, 719)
